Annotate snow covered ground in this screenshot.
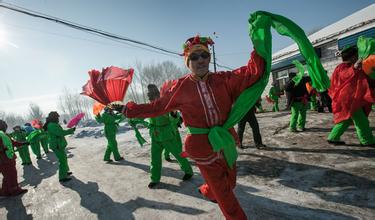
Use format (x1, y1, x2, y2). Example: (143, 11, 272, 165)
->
(1, 111, 374, 220)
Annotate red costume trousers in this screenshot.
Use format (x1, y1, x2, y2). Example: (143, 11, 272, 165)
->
(198, 158, 247, 220)
(0, 160, 22, 196)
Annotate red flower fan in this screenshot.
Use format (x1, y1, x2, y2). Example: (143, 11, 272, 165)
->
(67, 113, 85, 128)
(31, 119, 42, 129)
(81, 66, 134, 105)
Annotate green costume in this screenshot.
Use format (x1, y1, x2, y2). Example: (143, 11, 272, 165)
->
(328, 108, 374, 145)
(286, 61, 311, 131)
(163, 113, 183, 161)
(149, 114, 192, 183)
(10, 130, 31, 165)
(132, 113, 193, 184)
(290, 102, 308, 131)
(28, 130, 42, 159)
(39, 129, 49, 154)
(95, 111, 123, 161)
(47, 122, 74, 181)
(269, 86, 279, 111)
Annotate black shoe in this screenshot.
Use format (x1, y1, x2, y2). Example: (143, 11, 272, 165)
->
(198, 188, 217, 203)
(327, 140, 346, 145)
(59, 177, 72, 183)
(148, 182, 159, 189)
(104, 159, 113, 163)
(182, 173, 193, 181)
(67, 172, 73, 176)
(115, 157, 124, 161)
(255, 143, 267, 149)
(165, 157, 173, 162)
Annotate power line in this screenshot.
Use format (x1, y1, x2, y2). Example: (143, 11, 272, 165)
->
(0, 2, 181, 56)
(0, 2, 234, 70)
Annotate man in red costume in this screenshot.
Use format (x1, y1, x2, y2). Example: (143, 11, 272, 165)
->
(327, 46, 375, 146)
(0, 119, 28, 197)
(117, 35, 265, 220)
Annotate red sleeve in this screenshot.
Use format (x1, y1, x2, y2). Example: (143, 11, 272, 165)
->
(328, 66, 340, 98)
(124, 79, 182, 118)
(225, 50, 265, 99)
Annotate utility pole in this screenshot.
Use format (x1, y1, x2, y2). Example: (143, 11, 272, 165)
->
(212, 32, 218, 73)
(212, 44, 217, 73)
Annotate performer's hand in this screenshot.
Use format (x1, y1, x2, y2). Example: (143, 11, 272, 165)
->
(110, 103, 126, 112)
(354, 58, 362, 69)
(72, 127, 76, 132)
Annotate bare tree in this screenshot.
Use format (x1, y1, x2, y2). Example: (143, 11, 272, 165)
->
(0, 110, 25, 132)
(58, 88, 94, 119)
(127, 61, 187, 103)
(27, 102, 43, 121)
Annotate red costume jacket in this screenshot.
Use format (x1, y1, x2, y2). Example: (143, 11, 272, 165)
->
(125, 51, 264, 163)
(329, 63, 375, 124)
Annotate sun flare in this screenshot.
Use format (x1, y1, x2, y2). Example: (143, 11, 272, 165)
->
(0, 23, 18, 48)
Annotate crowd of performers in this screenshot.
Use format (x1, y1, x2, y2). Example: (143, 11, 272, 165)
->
(1, 13, 374, 220)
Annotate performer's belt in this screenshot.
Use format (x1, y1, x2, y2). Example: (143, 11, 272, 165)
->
(186, 126, 237, 168)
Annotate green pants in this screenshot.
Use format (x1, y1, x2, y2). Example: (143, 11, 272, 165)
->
(163, 149, 171, 160)
(40, 138, 49, 154)
(18, 145, 31, 164)
(150, 138, 193, 183)
(163, 130, 182, 160)
(272, 100, 279, 112)
(52, 148, 69, 180)
(328, 109, 374, 145)
(30, 141, 42, 159)
(290, 102, 308, 130)
(104, 134, 121, 161)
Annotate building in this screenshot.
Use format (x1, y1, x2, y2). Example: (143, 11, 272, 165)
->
(265, 4, 375, 96)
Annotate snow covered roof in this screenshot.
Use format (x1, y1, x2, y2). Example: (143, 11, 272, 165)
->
(272, 4, 375, 63)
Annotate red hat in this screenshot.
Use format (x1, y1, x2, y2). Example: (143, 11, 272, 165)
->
(183, 35, 214, 66)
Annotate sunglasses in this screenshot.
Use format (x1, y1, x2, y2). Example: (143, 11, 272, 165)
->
(189, 52, 210, 61)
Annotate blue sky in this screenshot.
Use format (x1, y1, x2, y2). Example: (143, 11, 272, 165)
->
(0, 0, 373, 115)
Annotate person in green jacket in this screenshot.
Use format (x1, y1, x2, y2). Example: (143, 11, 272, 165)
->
(10, 126, 32, 165)
(25, 124, 42, 159)
(43, 111, 75, 182)
(163, 111, 183, 162)
(39, 127, 50, 154)
(268, 83, 280, 112)
(95, 107, 124, 162)
(139, 84, 193, 189)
